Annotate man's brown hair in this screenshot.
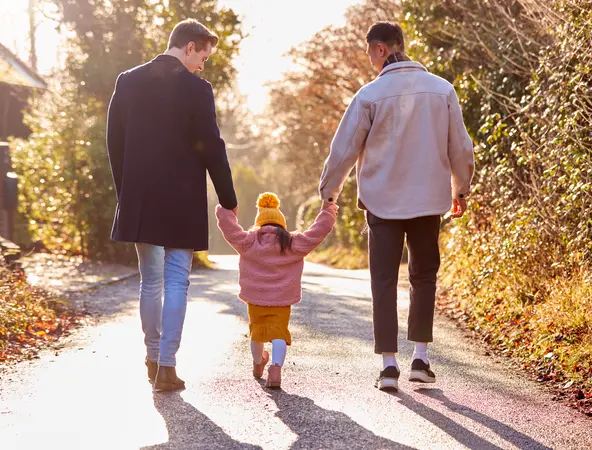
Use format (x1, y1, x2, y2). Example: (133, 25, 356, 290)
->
(366, 21, 405, 51)
(168, 19, 219, 50)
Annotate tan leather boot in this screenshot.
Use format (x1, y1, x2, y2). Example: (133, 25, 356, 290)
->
(154, 366, 185, 392)
(266, 364, 282, 389)
(253, 350, 270, 379)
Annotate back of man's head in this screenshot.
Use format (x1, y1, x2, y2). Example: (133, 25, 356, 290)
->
(366, 22, 405, 52)
(168, 19, 219, 51)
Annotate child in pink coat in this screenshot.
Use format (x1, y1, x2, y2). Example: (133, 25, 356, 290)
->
(216, 192, 338, 388)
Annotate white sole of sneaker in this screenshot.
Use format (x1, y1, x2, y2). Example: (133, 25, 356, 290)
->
(376, 377, 399, 391)
(409, 370, 436, 383)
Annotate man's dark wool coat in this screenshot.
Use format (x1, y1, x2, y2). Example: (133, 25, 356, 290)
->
(106, 54, 237, 250)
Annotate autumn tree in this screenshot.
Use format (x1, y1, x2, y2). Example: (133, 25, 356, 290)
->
(263, 0, 401, 248)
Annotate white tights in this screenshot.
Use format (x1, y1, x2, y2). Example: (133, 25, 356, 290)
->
(251, 339, 287, 366)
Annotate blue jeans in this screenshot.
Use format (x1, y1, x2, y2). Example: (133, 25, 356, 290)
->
(135, 243, 193, 367)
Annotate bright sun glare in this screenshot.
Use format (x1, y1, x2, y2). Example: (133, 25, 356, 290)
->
(1, 0, 358, 113)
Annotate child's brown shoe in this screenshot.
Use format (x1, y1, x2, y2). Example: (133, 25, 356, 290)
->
(253, 350, 270, 379)
(266, 364, 282, 389)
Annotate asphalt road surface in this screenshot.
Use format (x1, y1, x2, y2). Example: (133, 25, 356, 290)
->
(1, 256, 591, 449)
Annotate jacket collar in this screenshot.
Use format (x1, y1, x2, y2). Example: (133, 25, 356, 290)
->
(153, 54, 188, 69)
(378, 61, 427, 77)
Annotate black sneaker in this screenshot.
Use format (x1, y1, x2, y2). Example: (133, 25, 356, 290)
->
(146, 358, 158, 384)
(409, 359, 436, 383)
(154, 366, 186, 392)
(375, 366, 400, 391)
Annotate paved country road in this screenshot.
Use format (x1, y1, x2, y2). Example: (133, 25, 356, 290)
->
(1, 256, 591, 450)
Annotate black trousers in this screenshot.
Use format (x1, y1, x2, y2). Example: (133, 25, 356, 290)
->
(367, 212, 441, 354)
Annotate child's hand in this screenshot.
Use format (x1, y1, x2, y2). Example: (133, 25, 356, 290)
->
(218, 204, 239, 215)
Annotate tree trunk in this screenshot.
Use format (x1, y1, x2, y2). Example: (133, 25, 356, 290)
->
(28, 0, 37, 72)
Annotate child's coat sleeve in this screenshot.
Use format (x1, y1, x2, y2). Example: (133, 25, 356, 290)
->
(215, 205, 255, 254)
(291, 202, 338, 255)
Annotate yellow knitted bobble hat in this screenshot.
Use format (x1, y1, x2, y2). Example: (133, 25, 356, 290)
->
(255, 192, 287, 230)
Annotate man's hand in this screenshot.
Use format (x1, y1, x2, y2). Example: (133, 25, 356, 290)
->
(451, 198, 467, 219)
(231, 206, 239, 216)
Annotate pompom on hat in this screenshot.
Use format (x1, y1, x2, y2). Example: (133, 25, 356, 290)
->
(255, 192, 287, 230)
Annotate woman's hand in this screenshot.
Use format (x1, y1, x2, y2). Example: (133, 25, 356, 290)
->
(451, 198, 467, 218)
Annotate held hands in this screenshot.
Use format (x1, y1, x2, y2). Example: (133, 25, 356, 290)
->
(218, 204, 238, 216)
(451, 198, 467, 219)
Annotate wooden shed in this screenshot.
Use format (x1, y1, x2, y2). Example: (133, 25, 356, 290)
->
(0, 42, 46, 242)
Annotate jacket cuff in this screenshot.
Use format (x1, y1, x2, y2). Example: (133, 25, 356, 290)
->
(220, 197, 238, 210)
(320, 188, 338, 204)
(453, 190, 469, 200)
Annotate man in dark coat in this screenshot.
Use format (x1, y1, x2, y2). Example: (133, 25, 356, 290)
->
(106, 19, 237, 391)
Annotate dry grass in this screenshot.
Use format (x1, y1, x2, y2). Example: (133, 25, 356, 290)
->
(439, 241, 592, 415)
(307, 245, 369, 270)
(0, 268, 81, 364)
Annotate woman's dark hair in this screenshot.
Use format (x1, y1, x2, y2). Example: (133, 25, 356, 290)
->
(366, 21, 405, 51)
(257, 224, 293, 254)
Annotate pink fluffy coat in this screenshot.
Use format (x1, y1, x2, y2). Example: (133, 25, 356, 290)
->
(215, 202, 338, 306)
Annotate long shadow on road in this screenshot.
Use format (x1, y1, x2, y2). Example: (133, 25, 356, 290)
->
(414, 389, 552, 450)
(105, 263, 559, 450)
(202, 264, 555, 448)
(390, 390, 551, 450)
(204, 266, 538, 401)
(142, 391, 262, 450)
(269, 390, 417, 449)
